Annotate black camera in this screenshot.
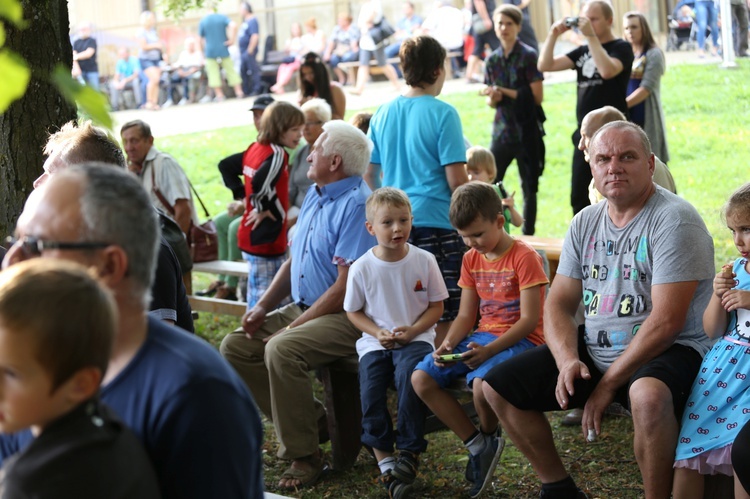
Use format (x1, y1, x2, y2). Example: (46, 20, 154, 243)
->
(564, 16, 580, 27)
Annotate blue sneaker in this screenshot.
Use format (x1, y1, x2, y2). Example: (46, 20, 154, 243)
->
(468, 436, 505, 498)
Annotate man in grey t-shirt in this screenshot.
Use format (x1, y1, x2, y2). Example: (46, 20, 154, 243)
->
(482, 121, 714, 499)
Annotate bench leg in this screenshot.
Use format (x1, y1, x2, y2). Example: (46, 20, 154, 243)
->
(322, 368, 362, 471)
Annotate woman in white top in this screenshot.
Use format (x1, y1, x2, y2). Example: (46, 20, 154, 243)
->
(137, 11, 164, 110)
(351, 0, 401, 95)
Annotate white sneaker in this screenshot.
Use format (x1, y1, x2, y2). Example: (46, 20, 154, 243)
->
(162, 99, 174, 108)
(198, 95, 212, 104)
(178, 98, 188, 106)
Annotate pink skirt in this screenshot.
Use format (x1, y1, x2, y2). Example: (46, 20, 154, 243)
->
(674, 444, 734, 476)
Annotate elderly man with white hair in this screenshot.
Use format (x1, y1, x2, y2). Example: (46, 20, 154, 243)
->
(221, 120, 376, 491)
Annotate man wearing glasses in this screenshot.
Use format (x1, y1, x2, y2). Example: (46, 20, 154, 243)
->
(1, 165, 264, 499)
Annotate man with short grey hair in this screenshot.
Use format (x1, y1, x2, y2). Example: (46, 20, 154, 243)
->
(221, 120, 376, 491)
(482, 122, 714, 498)
(121, 120, 198, 236)
(1, 164, 264, 499)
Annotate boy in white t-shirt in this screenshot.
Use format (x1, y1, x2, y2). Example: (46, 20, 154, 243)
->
(345, 188, 449, 498)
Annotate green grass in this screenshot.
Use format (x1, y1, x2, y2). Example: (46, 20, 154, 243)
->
(162, 61, 750, 267)
(160, 61, 750, 497)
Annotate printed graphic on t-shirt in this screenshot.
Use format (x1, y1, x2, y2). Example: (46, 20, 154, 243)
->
(474, 268, 521, 331)
(575, 52, 602, 86)
(581, 234, 651, 355)
(414, 280, 425, 292)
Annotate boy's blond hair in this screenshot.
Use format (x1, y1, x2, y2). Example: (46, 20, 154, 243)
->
(466, 146, 497, 181)
(365, 187, 412, 222)
(0, 259, 116, 393)
(450, 182, 503, 229)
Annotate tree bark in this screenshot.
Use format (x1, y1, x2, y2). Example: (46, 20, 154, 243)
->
(0, 0, 77, 238)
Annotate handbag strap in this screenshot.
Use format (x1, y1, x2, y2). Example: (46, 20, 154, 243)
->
(150, 163, 175, 217)
(187, 179, 211, 220)
(149, 153, 211, 220)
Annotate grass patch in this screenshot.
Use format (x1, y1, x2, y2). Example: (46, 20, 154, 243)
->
(161, 61, 750, 497)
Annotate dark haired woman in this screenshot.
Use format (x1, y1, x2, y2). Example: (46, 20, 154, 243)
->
(297, 52, 347, 120)
(624, 11, 669, 163)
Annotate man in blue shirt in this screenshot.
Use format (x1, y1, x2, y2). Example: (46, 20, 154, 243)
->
(221, 120, 376, 491)
(110, 47, 142, 111)
(1, 165, 264, 499)
(385, 1, 424, 76)
(198, 4, 244, 101)
(238, 2, 262, 96)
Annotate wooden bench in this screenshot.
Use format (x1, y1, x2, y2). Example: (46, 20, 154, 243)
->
(516, 235, 563, 282)
(189, 260, 247, 317)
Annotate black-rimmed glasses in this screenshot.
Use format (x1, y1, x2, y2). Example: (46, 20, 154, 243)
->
(4, 236, 110, 258)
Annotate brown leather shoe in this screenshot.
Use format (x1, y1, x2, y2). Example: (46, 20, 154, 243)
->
(196, 280, 223, 297)
(214, 286, 238, 301)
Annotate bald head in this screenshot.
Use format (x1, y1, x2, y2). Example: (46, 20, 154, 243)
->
(579, 106, 628, 161)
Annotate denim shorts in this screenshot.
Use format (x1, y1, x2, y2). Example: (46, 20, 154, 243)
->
(414, 332, 536, 389)
(140, 58, 160, 70)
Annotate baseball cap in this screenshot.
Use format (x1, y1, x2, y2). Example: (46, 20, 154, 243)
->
(250, 94, 274, 111)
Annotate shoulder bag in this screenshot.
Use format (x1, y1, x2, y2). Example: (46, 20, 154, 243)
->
(150, 162, 218, 264)
(369, 17, 396, 46)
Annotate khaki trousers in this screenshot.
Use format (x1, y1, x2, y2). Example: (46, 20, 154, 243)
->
(220, 302, 360, 459)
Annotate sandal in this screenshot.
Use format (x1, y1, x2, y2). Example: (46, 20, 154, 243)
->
(196, 280, 224, 297)
(278, 450, 325, 490)
(391, 450, 419, 485)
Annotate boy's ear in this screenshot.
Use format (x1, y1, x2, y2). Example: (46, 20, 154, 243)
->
(62, 367, 102, 404)
(365, 220, 376, 236)
(496, 212, 506, 229)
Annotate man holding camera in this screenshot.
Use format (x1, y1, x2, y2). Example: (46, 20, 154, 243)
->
(537, 0, 633, 215)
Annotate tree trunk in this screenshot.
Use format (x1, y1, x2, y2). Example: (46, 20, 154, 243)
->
(0, 0, 77, 238)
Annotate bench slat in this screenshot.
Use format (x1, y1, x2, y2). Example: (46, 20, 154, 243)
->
(188, 295, 246, 316)
(192, 260, 247, 277)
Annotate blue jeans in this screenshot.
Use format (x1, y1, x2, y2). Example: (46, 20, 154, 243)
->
(359, 341, 434, 454)
(385, 41, 403, 77)
(329, 50, 359, 69)
(695, 0, 719, 50)
(79, 71, 100, 91)
(240, 51, 262, 95)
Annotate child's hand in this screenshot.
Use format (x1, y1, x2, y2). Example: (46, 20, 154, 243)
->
(227, 200, 245, 217)
(501, 191, 516, 208)
(721, 289, 750, 312)
(433, 340, 453, 366)
(244, 208, 277, 228)
(462, 341, 492, 369)
(376, 329, 396, 349)
(392, 325, 416, 345)
(713, 269, 736, 298)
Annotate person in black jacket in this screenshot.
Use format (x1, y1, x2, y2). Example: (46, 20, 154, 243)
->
(481, 4, 544, 235)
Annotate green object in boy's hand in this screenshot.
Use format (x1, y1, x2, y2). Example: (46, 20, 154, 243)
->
(438, 353, 464, 362)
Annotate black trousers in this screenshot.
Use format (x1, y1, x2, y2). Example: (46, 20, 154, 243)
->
(490, 139, 538, 235)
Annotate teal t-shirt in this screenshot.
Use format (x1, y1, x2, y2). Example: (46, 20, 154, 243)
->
(368, 95, 466, 230)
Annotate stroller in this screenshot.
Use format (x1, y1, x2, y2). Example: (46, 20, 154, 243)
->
(667, 0, 698, 51)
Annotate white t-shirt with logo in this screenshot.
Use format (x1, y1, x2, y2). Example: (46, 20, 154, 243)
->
(344, 244, 449, 359)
